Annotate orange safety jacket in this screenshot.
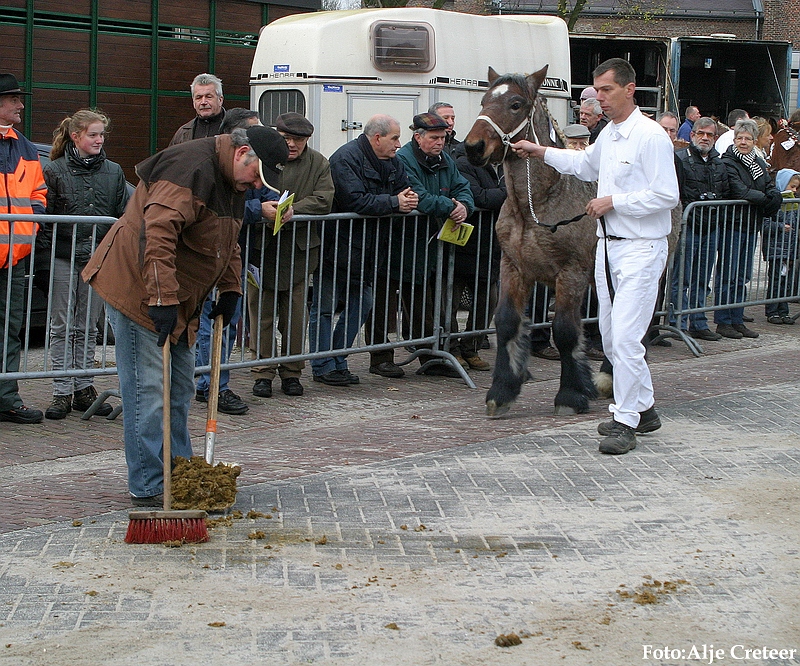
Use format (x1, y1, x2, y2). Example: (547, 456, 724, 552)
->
(0, 127, 46, 268)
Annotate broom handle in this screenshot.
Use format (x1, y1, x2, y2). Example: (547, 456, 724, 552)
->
(162, 340, 172, 512)
(204, 314, 224, 464)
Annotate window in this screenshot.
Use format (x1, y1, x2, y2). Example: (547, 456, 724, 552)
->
(371, 22, 434, 73)
(258, 90, 306, 127)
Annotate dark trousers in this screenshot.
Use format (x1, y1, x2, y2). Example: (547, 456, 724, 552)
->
(0, 263, 26, 411)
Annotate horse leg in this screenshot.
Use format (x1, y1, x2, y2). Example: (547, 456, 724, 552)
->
(486, 263, 531, 417)
(551, 281, 596, 415)
(595, 357, 614, 399)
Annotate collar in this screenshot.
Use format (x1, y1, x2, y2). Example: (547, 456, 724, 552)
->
(0, 126, 18, 140)
(608, 106, 643, 140)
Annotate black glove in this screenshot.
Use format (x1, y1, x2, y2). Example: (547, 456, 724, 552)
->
(148, 305, 178, 347)
(32, 270, 50, 293)
(208, 291, 240, 327)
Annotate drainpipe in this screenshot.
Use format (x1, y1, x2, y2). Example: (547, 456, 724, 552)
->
(752, 0, 763, 40)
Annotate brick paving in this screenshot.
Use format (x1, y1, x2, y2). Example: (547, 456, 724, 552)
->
(0, 310, 799, 664)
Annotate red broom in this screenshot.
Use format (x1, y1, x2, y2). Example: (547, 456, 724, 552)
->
(125, 340, 209, 544)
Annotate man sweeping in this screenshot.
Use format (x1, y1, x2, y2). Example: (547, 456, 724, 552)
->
(83, 126, 288, 506)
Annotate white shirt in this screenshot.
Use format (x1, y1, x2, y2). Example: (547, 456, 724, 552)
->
(715, 129, 734, 155)
(544, 106, 679, 239)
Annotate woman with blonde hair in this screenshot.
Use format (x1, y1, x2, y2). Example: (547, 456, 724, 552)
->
(38, 108, 129, 419)
(751, 116, 773, 162)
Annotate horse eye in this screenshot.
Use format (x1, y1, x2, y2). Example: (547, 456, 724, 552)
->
(510, 102, 522, 111)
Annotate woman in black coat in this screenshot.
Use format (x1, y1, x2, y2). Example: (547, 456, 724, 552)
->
(714, 119, 782, 339)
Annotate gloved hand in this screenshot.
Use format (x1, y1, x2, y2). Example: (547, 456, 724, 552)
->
(32, 270, 50, 293)
(208, 291, 240, 327)
(148, 305, 178, 347)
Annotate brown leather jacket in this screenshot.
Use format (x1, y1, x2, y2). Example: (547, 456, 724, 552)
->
(82, 134, 244, 346)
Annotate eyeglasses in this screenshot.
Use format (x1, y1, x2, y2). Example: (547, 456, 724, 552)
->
(693, 131, 716, 138)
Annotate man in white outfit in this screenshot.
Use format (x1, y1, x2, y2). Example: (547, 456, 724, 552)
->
(512, 58, 679, 455)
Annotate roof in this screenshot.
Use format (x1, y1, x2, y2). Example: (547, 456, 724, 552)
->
(497, 0, 760, 19)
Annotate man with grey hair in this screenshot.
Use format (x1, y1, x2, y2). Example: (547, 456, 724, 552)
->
(311, 114, 418, 385)
(657, 111, 686, 149)
(170, 73, 226, 145)
(84, 125, 288, 506)
(579, 97, 607, 144)
(670, 116, 731, 341)
(428, 101, 460, 157)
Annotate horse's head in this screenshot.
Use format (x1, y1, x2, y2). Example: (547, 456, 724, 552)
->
(464, 65, 550, 167)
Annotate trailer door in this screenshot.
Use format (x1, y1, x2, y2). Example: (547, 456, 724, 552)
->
(346, 92, 420, 145)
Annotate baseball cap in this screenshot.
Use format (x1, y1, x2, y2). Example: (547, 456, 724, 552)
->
(246, 125, 289, 191)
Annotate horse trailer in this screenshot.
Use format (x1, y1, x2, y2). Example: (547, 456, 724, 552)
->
(249, 8, 572, 157)
(569, 33, 792, 122)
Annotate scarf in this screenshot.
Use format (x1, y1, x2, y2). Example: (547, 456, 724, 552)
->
(67, 142, 105, 169)
(411, 137, 445, 171)
(732, 146, 764, 182)
(357, 133, 393, 182)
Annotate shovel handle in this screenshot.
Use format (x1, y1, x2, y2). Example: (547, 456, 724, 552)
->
(162, 340, 172, 511)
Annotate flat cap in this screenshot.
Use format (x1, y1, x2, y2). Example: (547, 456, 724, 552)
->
(563, 124, 590, 139)
(275, 112, 314, 137)
(246, 125, 289, 190)
(410, 113, 449, 131)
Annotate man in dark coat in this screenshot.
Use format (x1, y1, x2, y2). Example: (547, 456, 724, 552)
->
(309, 114, 417, 385)
(169, 73, 226, 146)
(671, 116, 731, 341)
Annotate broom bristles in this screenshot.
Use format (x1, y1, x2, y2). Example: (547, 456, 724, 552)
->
(125, 511, 209, 544)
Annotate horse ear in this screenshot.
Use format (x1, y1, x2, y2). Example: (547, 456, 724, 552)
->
(488, 67, 500, 84)
(526, 64, 550, 93)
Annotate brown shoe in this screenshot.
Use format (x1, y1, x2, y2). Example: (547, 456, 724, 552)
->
(532, 345, 560, 360)
(452, 355, 470, 370)
(732, 323, 759, 339)
(465, 355, 491, 371)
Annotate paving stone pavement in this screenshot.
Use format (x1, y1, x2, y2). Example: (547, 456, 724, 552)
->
(0, 315, 799, 665)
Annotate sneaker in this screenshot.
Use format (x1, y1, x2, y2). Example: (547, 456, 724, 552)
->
(253, 378, 273, 398)
(130, 493, 164, 507)
(73, 386, 113, 416)
(598, 406, 661, 436)
(716, 324, 743, 339)
(369, 362, 405, 378)
(464, 355, 491, 371)
(598, 421, 637, 455)
(0, 405, 44, 424)
(312, 370, 351, 386)
(195, 390, 208, 402)
(281, 377, 304, 396)
(45, 395, 73, 420)
(531, 345, 560, 360)
(732, 323, 758, 339)
(689, 328, 722, 341)
(782, 316, 796, 325)
(217, 389, 249, 415)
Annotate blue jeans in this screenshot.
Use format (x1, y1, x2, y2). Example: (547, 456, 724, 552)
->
(195, 292, 241, 396)
(670, 226, 717, 331)
(107, 305, 195, 498)
(714, 228, 757, 326)
(308, 265, 373, 376)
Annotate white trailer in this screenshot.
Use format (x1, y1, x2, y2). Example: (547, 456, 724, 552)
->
(249, 8, 571, 158)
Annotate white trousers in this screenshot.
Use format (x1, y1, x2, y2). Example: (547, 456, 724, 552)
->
(594, 237, 668, 428)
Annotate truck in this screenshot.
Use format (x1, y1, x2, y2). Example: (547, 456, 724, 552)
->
(568, 33, 793, 122)
(249, 8, 572, 157)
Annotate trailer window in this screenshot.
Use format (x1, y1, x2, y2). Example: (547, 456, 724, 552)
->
(371, 22, 434, 73)
(258, 90, 306, 127)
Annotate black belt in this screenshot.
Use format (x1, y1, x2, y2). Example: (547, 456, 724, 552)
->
(606, 235, 628, 241)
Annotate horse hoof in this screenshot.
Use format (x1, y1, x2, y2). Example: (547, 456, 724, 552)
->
(554, 404, 577, 416)
(486, 400, 510, 418)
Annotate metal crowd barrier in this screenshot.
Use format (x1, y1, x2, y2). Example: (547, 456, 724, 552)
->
(3, 201, 800, 389)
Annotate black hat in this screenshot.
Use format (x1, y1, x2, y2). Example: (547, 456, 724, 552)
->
(275, 112, 314, 137)
(0, 74, 32, 96)
(246, 125, 289, 191)
(409, 113, 449, 132)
